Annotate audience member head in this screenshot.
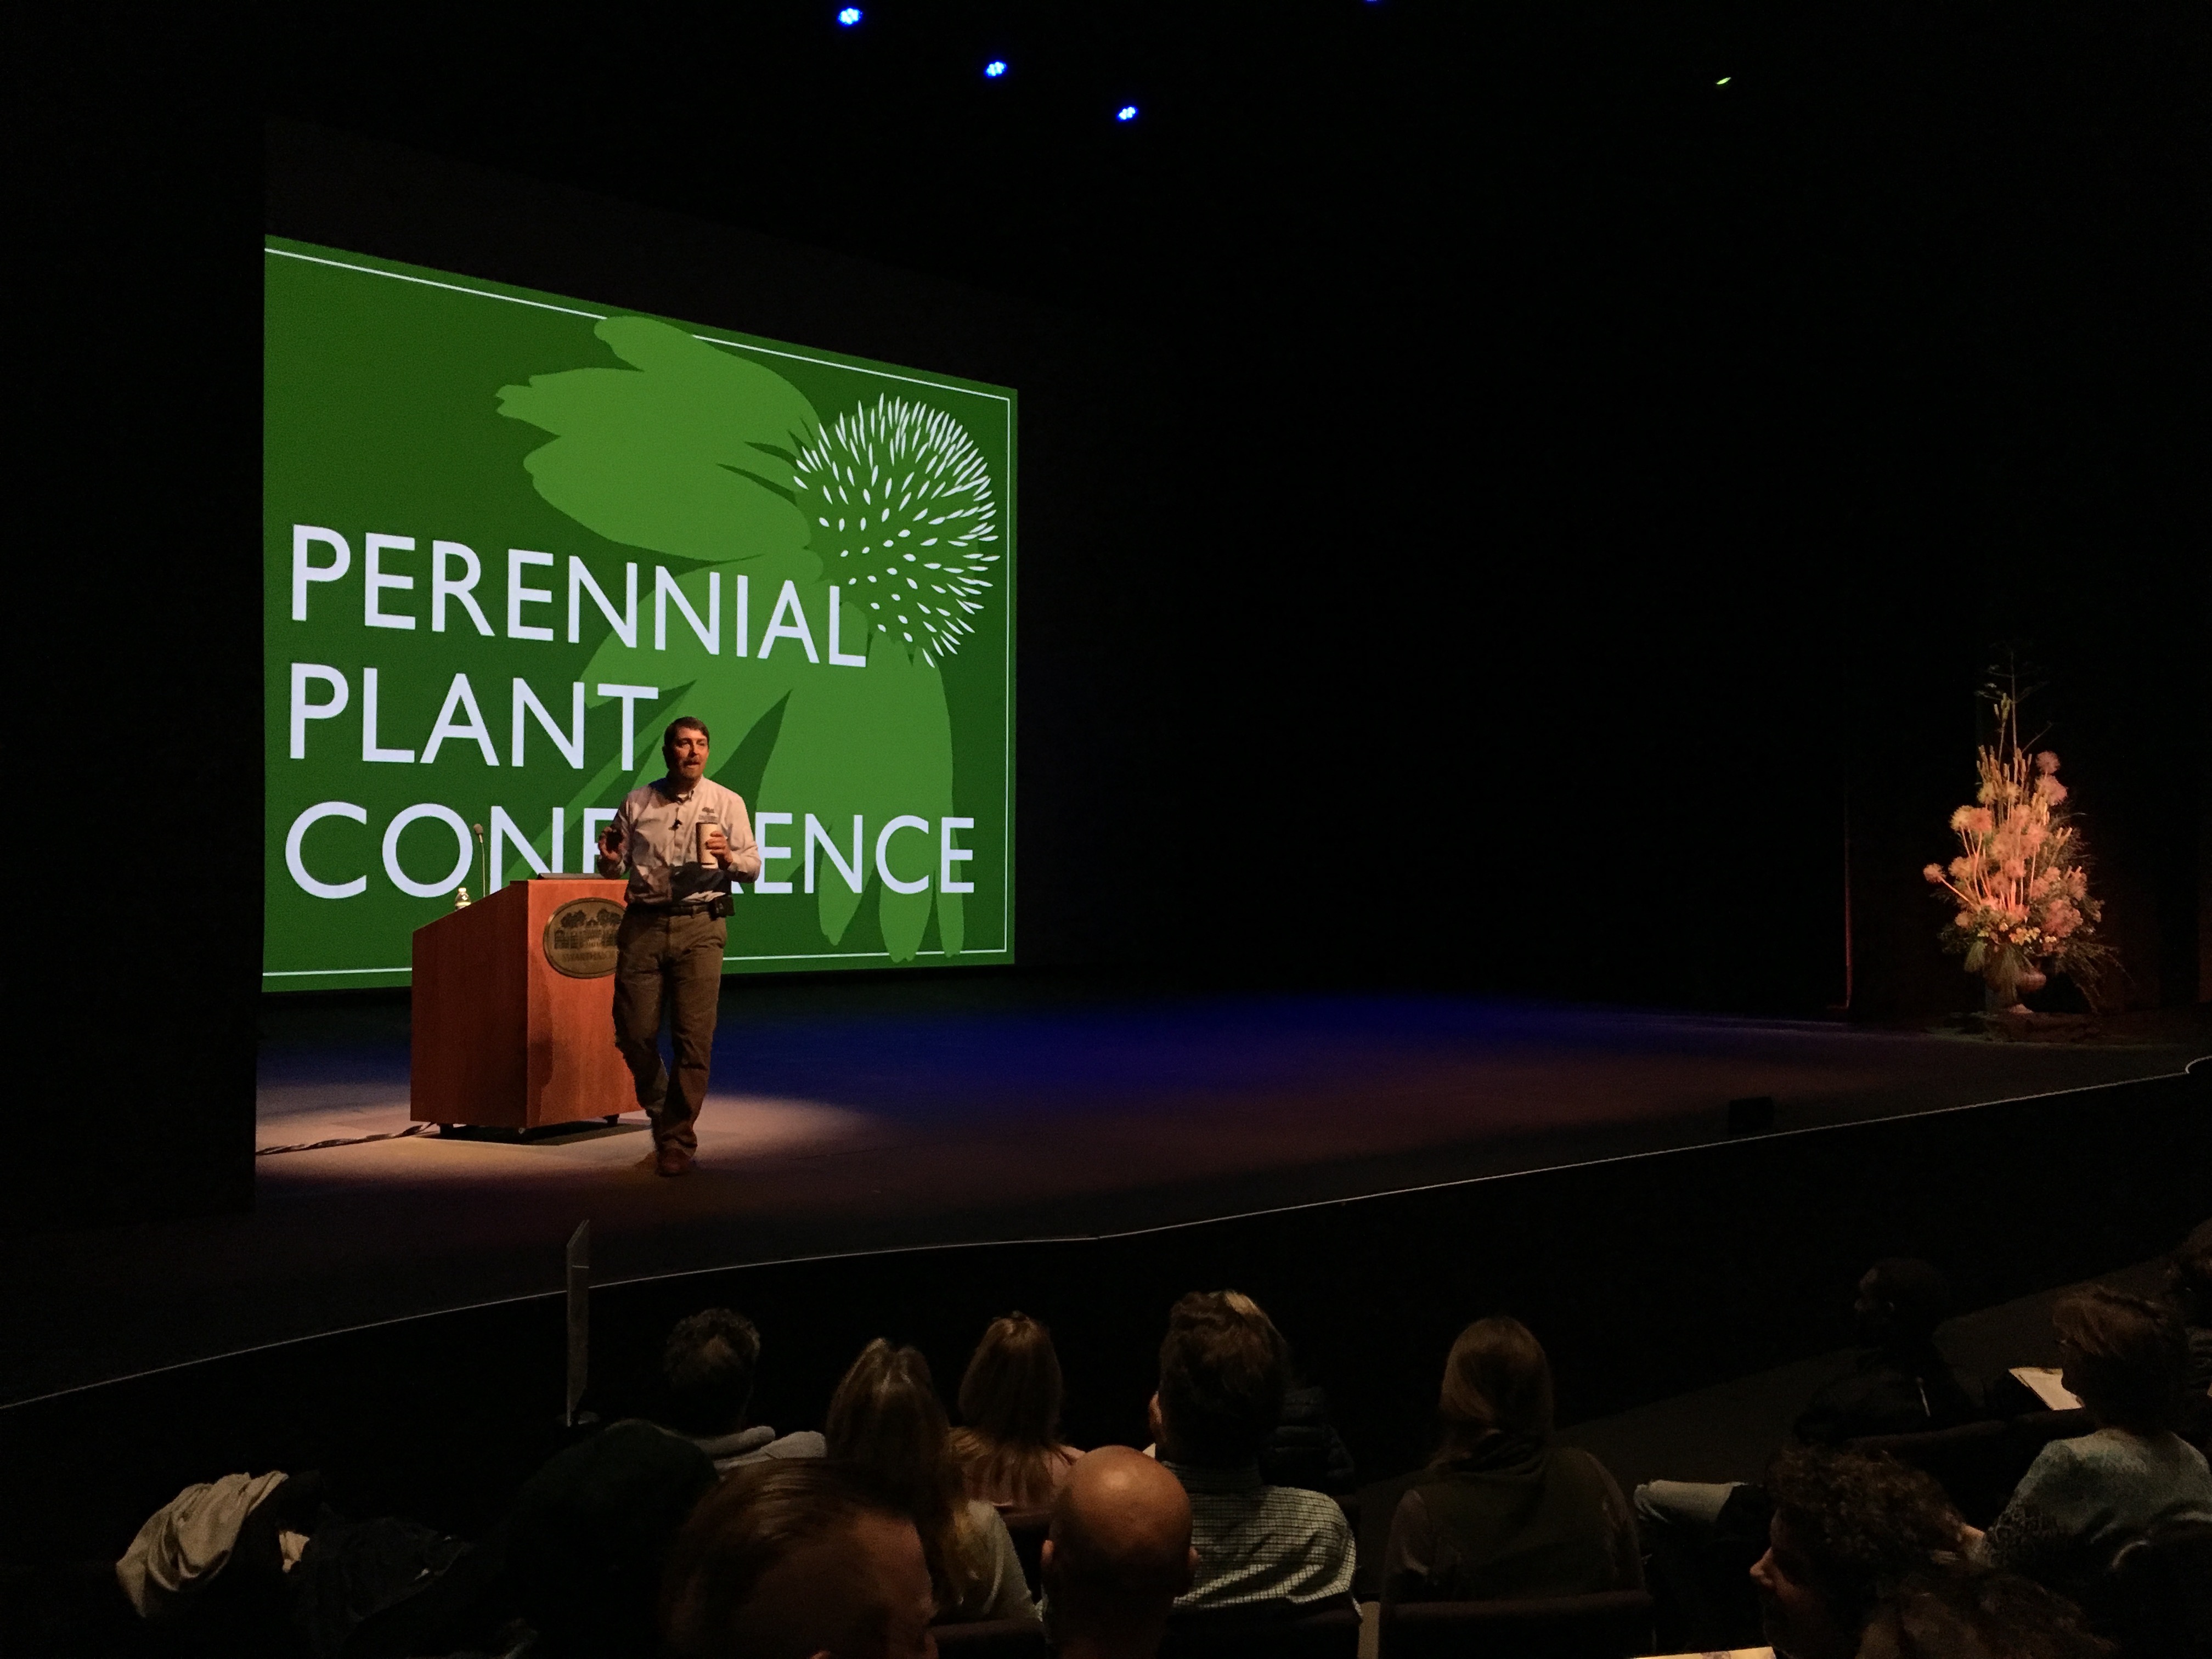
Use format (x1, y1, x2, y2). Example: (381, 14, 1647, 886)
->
(825, 1339, 981, 1613)
(1042, 1448, 1195, 1659)
(951, 1312, 1070, 1508)
(1858, 1568, 2113, 1659)
(2053, 1285, 2185, 1432)
(1434, 1315, 1554, 1460)
(1854, 1259, 1951, 1350)
(1153, 1290, 1288, 1469)
(2165, 1217, 2212, 1327)
(1753, 1444, 1965, 1659)
(663, 1308, 764, 1437)
(663, 1460, 936, 1659)
(1217, 1290, 1269, 1324)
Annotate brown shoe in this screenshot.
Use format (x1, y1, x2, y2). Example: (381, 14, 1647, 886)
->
(655, 1144, 693, 1178)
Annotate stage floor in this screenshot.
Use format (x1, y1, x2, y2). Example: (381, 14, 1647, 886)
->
(5, 983, 2203, 1406)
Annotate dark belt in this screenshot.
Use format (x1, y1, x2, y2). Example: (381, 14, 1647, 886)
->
(628, 898, 731, 918)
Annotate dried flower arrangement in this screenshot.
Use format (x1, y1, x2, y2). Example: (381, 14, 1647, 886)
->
(1921, 689, 2111, 1011)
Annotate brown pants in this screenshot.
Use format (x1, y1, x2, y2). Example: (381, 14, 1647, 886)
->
(612, 906, 727, 1153)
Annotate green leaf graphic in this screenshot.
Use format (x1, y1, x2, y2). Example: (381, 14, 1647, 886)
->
(761, 634, 961, 957)
(498, 317, 989, 961)
(498, 315, 820, 571)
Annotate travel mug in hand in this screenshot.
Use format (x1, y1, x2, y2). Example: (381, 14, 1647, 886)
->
(696, 819, 716, 868)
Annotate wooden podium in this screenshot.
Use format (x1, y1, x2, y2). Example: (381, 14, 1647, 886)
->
(411, 877, 635, 1131)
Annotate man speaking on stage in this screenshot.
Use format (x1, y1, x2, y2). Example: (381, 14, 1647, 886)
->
(596, 716, 761, 1177)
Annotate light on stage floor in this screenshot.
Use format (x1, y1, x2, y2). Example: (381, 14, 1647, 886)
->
(984, 59, 1008, 79)
(836, 6, 862, 25)
(1115, 104, 1139, 122)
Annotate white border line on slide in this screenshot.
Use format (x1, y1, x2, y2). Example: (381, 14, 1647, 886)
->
(261, 244, 1015, 978)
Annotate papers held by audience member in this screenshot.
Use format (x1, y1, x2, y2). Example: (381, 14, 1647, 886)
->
(2009, 1367, 2084, 1413)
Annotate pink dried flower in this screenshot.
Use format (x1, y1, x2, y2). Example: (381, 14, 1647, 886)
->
(2035, 775, 2068, 804)
(1922, 862, 1946, 883)
(2036, 751, 2060, 774)
(1954, 911, 1974, 930)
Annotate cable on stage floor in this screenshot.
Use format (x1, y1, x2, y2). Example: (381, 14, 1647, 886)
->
(256, 1123, 432, 1156)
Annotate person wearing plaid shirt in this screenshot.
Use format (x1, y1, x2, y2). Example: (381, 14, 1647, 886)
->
(1147, 1291, 1356, 1611)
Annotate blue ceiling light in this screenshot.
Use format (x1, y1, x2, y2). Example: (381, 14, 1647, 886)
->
(836, 6, 862, 25)
(1115, 103, 1139, 122)
(984, 58, 1008, 78)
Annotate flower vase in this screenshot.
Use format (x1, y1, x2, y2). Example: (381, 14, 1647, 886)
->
(1980, 949, 2037, 1014)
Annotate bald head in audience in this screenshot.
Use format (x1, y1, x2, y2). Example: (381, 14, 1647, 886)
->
(1042, 1447, 1196, 1659)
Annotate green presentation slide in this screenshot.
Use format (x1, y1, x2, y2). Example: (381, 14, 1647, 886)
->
(263, 239, 1015, 989)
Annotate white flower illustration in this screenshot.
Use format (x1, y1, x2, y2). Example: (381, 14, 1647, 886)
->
(791, 395, 999, 666)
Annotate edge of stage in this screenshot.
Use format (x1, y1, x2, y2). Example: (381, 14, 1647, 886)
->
(3, 978, 2204, 1411)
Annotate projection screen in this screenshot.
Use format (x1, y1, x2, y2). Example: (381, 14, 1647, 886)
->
(263, 239, 1014, 989)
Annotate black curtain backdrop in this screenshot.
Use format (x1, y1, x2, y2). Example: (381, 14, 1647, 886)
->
(13, 18, 262, 1232)
(258, 110, 2203, 1017)
(12, 3, 2204, 1226)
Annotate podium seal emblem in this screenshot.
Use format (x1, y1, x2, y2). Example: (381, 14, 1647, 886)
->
(543, 896, 626, 978)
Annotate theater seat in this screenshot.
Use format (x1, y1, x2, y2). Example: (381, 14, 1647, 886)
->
(1844, 1420, 2013, 1526)
(2101, 1520, 2212, 1659)
(0, 1561, 151, 1658)
(1844, 1408, 2091, 1528)
(2007, 1407, 2093, 1458)
(1351, 1471, 1425, 1601)
(934, 1616, 1052, 1659)
(1379, 1589, 1655, 1659)
(1001, 1505, 1049, 1596)
(1160, 1601, 1363, 1658)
